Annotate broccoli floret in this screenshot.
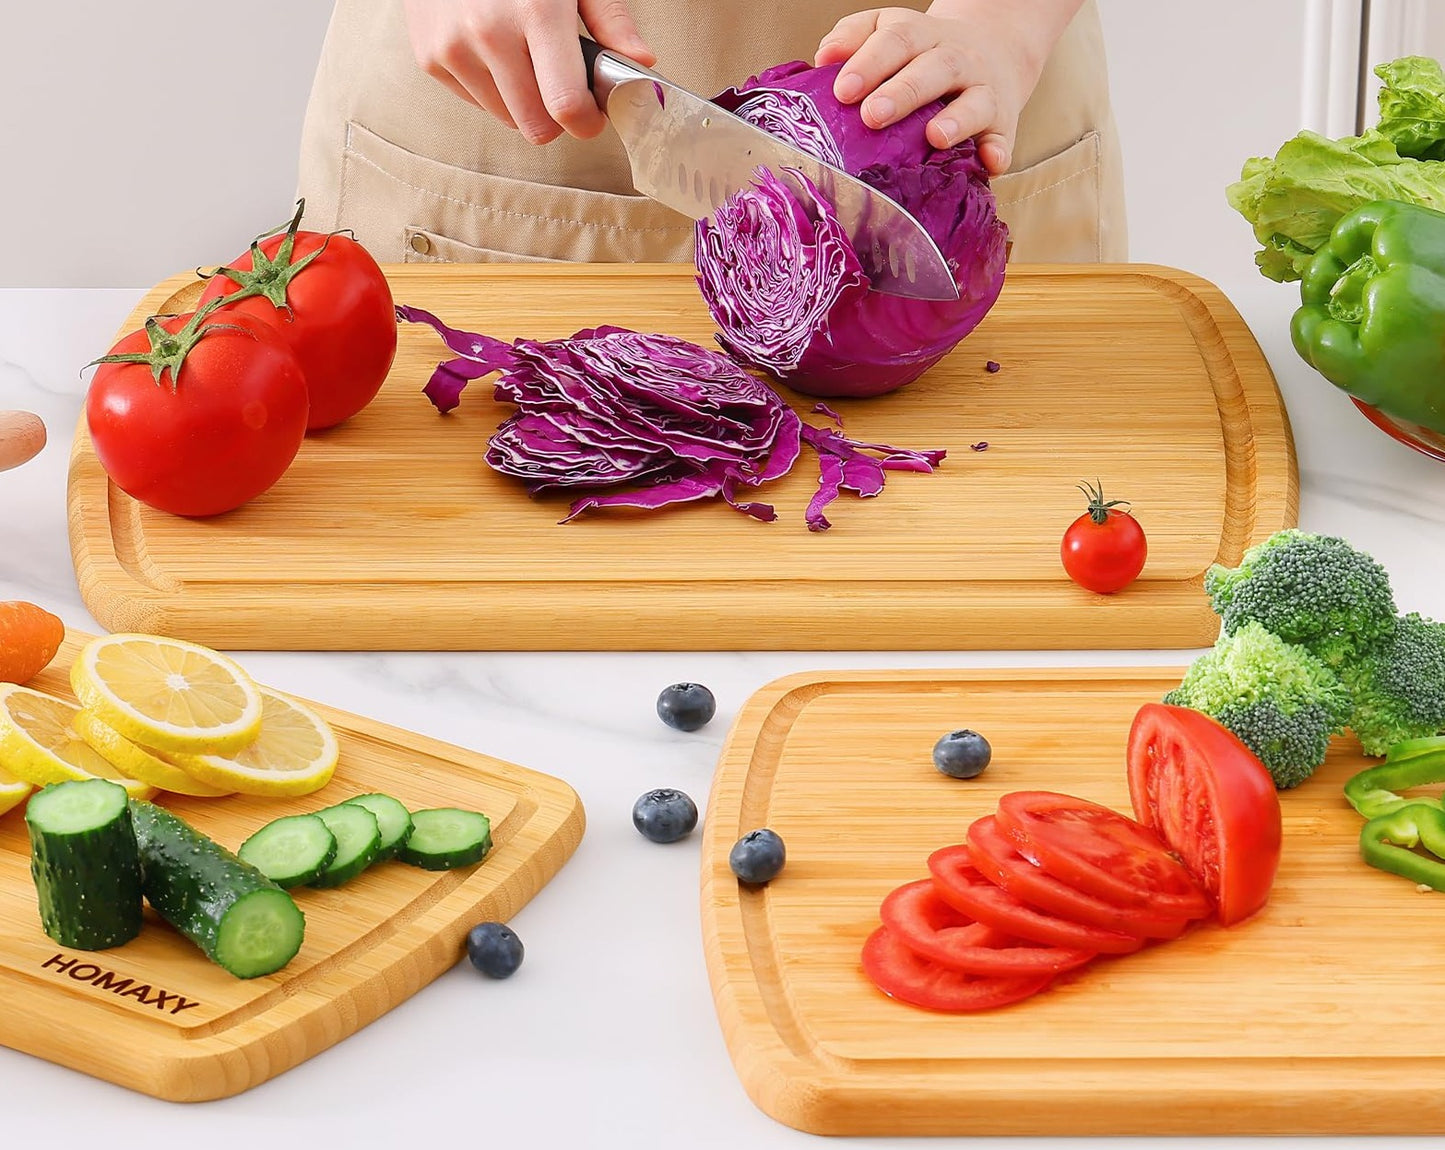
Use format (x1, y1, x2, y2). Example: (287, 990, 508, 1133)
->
(1204, 530, 1397, 669)
(1342, 613, 1445, 755)
(1164, 621, 1353, 789)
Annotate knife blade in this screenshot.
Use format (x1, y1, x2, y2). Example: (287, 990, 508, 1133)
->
(580, 38, 959, 302)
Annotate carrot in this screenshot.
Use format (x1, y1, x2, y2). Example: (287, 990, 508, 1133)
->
(0, 601, 65, 683)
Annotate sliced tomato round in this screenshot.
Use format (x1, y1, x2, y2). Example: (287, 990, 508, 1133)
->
(879, 879, 1097, 977)
(1127, 703, 1283, 926)
(966, 816, 1191, 940)
(995, 791, 1211, 919)
(861, 926, 1054, 1013)
(928, 847, 1146, 955)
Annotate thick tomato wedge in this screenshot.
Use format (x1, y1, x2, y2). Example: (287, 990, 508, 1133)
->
(966, 816, 1191, 940)
(861, 926, 1054, 1012)
(879, 879, 1097, 977)
(1127, 703, 1283, 926)
(928, 847, 1145, 955)
(995, 791, 1212, 919)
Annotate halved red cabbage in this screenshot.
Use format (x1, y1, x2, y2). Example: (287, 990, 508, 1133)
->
(398, 306, 945, 529)
(695, 60, 1009, 398)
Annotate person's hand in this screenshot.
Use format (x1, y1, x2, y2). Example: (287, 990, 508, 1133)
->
(816, 2, 1081, 176)
(403, 0, 655, 145)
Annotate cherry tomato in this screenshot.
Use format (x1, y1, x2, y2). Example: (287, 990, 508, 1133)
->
(995, 792, 1212, 920)
(1061, 480, 1147, 593)
(965, 817, 1190, 940)
(879, 879, 1096, 977)
(861, 926, 1054, 1013)
(198, 202, 396, 430)
(928, 848, 1145, 955)
(86, 311, 308, 518)
(1127, 703, 1283, 926)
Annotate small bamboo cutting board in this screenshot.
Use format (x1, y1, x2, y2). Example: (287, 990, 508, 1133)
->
(0, 633, 583, 1102)
(700, 668, 1439, 1137)
(68, 264, 1296, 651)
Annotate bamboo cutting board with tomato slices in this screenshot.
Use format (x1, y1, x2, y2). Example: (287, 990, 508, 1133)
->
(0, 632, 583, 1102)
(67, 264, 1296, 652)
(699, 667, 1440, 1137)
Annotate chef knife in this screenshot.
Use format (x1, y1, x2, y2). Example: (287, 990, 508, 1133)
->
(579, 37, 959, 301)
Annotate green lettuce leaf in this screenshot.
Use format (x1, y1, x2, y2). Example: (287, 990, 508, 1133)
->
(1376, 55, 1445, 160)
(1226, 130, 1445, 282)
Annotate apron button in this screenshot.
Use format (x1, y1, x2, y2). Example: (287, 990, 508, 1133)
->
(409, 233, 432, 255)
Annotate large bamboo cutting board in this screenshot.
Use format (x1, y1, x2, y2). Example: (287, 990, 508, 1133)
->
(700, 669, 1439, 1137)
(68, 264, 1296, 651)
(0, 634, 583, 1102)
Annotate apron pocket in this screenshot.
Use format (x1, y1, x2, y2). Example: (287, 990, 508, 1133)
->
(990, 131, 1102, 263)
(339, 120, 697, 264)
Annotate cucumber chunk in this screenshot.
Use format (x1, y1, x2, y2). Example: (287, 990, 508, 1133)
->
(130, 800, 304, 979)
(399, 808, 492, 871)
(26, 779, 143, 950)
(239, 814, 338, 888)
(308, 803, 381, 889)
(341, 793, 413, 860)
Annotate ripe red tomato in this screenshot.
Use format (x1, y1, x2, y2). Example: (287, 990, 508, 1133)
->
(994, 792, 1211, 920)
(928, 848, 1146, 955)
(86, 312, 308, 517)
(198, 204, 396, 431)
(879, 879, 1096, 977)
(1127, 703, 1283, 926)
(964, 817, 1190, 940)
(1060, 480, 1147, 593)
(861, 926, 1054, 1013)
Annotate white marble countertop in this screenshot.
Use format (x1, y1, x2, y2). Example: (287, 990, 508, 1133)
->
(2, 275, 1444, 1149)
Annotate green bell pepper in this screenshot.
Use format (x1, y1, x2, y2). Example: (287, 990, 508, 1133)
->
(1360, 804, 1445, 891)
(1343, 735, 1445, 818)
(1291, 199, 1445, 434)
(1345, 737, 1445, 888)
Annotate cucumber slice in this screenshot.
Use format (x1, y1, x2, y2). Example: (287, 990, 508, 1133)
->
(399, 808, 492, 871)
(308, 803, 381, 889)
(341, 793, 413, 860)
(25, 779, 143, 950)
(130, 800, 304, 979)
(238, 814, 338, 888)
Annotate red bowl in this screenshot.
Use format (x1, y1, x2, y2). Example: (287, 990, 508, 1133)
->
(1351, 398, 1445, 462)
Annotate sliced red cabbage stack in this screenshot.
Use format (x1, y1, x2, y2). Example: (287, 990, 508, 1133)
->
(694, 60, 1009, 398)
(397, 305, 945, 530)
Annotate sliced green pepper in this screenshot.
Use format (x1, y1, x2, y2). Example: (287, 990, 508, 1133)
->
(1291, 200, 1445, 433)
(1361, 803, 1445, 891)
(1343, 735, 1445, 818)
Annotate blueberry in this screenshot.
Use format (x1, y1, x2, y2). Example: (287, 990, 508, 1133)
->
(932, 729, 992, 779)
(632, 788, 699, 843)
(729, 828, 786, 885)
(656, 683, 716, 732)
(466, 921, 524, 979)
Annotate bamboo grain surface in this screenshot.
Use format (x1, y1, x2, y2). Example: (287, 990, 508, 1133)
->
(0, 633, 584, 1101)
(67, 263, 1297, 651)
(700, 668, 1433, 1136)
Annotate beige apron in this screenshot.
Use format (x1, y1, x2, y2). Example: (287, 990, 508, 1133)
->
(297, 1, 1127, 265)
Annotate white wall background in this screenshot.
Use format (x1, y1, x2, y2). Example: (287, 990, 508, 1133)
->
(0, 0, 1423, 291)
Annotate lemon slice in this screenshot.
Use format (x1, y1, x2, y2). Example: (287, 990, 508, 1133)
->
(0, 763, 32, 818)
(73, 708, 234, 798)
(167, 687, 339, 797)
(70, 633, 263, 755)
(0, 685, 155, 799)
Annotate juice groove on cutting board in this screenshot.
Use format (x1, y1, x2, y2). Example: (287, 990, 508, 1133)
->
(700, 668, 1443, 1136)
(0, 633, 584, 1101)
(67, 264, 1297, 651)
